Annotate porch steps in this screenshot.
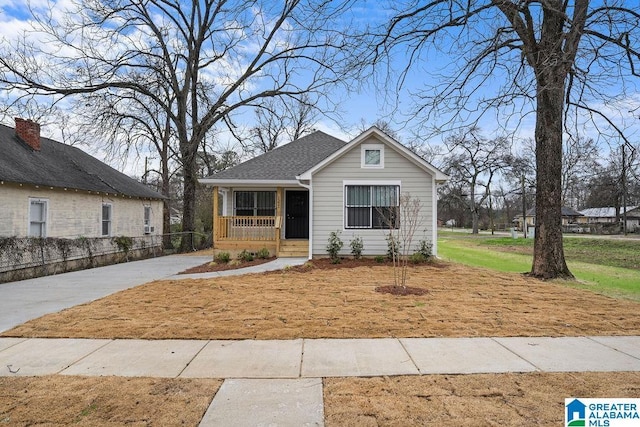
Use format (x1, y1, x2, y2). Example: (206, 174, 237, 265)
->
(278, 240, 309, 258)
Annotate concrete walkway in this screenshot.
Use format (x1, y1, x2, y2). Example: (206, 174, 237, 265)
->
(1, 336, 639, 425)
(2, 255, 639, 426)
(2, 336, 640, 378)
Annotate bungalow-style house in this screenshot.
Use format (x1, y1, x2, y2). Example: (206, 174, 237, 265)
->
(199, 127, 449, 259)
(579, 206, 640, 232)
(0, 118, 164, 239)
(514, 206, 584, 231)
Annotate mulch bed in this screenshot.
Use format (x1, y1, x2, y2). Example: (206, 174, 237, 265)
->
(178, 257, 275, 274)
(282, 257, 446, 272)
(375, 284, 430, 296)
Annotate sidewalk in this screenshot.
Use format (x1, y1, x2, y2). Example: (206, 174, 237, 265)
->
(2, 336, 639, 425)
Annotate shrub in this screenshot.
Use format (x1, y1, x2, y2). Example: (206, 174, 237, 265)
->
(238, 249, 254, 262)
(326, 230, 343, 262)
(386, 233, 400, 260)
(256, 247, 270, 259)
(409, 252, 428, 264)
(416, 240, 433, 259)
(215, 251, 231, 263)
(350, 236, 363, 259)
(113, 236, 134, 261)
(374, 255, 386, 263)
(113, 236, 133, 254)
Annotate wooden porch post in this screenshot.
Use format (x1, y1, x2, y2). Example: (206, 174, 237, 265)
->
(276, 187, 283, 256)
(212, 186, 219, 253)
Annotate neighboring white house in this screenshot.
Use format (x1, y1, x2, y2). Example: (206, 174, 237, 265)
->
(199, 127, 449, 258)
(0, 118, 164, 239)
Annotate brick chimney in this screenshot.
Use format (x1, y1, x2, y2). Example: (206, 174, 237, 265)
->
(15, 117, 41, 151)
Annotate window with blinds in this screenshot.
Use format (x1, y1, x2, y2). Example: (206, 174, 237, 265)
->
(102, 204, 112, 236)
(29, 199, 47, 237)
(234, 191, 276, 216)
(345, 185, 399, 229)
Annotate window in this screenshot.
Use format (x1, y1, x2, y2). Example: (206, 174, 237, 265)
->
(345, 185, 399, 229)
(234, 191, 276, 216)
(361, 144, 384, 168)
(144, 206, 152, 234)
(29, 199, 47, 237)
(102, 204, 112, 236)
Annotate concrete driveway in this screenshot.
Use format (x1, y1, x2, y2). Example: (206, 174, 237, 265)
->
(0, 254, 211, 333)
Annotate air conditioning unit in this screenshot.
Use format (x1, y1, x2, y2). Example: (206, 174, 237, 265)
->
(144, 225, 154, 234)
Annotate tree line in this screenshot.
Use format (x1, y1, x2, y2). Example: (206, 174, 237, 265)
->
(1, 0, 639, 279)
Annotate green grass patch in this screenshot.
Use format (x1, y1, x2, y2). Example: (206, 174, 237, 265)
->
(439, 231, 640, 270)
(438, 233, 640, 301)
(438, 238, 531, 273)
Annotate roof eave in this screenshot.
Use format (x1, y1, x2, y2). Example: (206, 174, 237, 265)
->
(198, 178, 301, 187)
(0, 179, 165, 200)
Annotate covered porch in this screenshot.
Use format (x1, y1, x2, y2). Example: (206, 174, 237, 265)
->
(212, 186, 309, 258)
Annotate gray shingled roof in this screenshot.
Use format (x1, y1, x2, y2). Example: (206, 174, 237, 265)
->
(580, 206, 639, 217)
(525, 206, 584, 217)
(203, 130, 346, 181)
(0, 123, 163, 199)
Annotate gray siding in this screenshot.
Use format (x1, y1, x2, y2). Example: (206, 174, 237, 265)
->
(311, 135, 435, 257)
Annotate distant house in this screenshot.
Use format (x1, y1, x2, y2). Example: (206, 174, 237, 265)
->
(514, 206, 584, 231)
(0, 118, 164, 239)
(579, 206, 640, 232)
(200, 127, 449, 258)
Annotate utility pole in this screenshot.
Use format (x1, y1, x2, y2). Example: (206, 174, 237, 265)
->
(622, 144, 628, 235)
(488, 185, 494, 235)
(521, 174, 527, 238)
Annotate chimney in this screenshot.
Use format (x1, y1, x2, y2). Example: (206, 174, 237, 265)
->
(15, 117, 41, 151)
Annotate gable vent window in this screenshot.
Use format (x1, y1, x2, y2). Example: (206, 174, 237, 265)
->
(361, 144, 384, 168)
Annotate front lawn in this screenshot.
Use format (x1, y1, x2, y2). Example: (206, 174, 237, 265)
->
(3, 260, 640, 339)
(438, 231, 640, 300)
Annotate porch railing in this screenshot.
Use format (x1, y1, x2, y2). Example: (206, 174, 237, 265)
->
(215, 216, 280, 241)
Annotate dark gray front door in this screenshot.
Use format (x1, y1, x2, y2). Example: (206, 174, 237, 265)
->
(285, 191, 309, 239)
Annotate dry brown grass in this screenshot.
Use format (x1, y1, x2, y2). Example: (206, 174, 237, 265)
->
(0, 376, 220, 426)
(324, 372, 640, 426)
(3, 262, 639, 339)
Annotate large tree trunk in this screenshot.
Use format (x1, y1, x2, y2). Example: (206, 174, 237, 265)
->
(471, 207, 479, 234)
(531, 71, 573, 279)
(179, 138, 198, 252)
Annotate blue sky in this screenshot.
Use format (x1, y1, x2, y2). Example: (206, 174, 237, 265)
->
(1, 0, 639, 176)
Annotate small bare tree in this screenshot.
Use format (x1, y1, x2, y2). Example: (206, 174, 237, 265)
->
(382, 193, 423, 289)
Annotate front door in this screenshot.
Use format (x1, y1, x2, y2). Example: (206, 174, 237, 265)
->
(285, 191, 309, 239)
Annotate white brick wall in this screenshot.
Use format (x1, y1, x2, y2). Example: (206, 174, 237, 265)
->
(0, 183, 163, 238)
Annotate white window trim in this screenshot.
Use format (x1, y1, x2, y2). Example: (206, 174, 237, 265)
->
(342, 180, 401, 230)
(361, 143, 384, 169)
(232, 190, 277, 217)
(102, 203, 113, 237)
(144, 205, 152, 234)
(28, 198, 48, 238)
